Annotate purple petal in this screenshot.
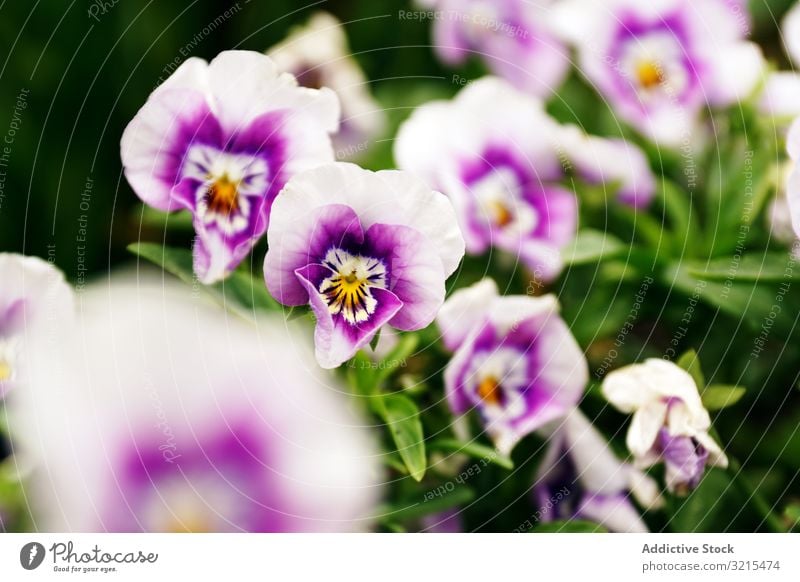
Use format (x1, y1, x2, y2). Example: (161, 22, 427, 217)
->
(265, 204, 365, 306)
(295, 264, 403, 369)
(363, 223, 446, 331)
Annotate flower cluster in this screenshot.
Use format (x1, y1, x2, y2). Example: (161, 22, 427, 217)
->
(8, 0, 798, 535)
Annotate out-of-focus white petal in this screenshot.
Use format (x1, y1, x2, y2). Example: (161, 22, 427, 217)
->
(10, 273, 382, 532)
(758, 72, 800, 120)
(705, 41, 765, 106)
(783, 2, 800, 66)
(627, 402, 668, 458)
(436, 278, 498, 351)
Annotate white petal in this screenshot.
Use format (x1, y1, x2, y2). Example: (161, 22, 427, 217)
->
(783, 2, 800, 66)
(561, 409, 630, 495)
(705, 41, 765, 106)
(758, 72, 800, 120)
(627, 402, 668, 458)
(436, 278, 499, 351)
(9, 273, 382, 531)
(268, 163, 465, 277)
(206, 50, 340, 135)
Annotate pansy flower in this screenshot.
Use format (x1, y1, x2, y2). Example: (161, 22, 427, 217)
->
(264, 163, 464, 369)
(551, 0, 765, 146)
(602, 358, 728, 494)
(396, 77, 654, 281)
(533, 409, 663, 532)
(0, 254, 73, 399)
(268, 12, 386, 160)
(10, 277, 382, 532)
(418, 0, 569, 97)
(436, 279, 588, 455)
(121, 50, 340, 284)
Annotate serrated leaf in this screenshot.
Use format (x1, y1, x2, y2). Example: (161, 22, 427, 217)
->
(563, 229, 625, 265)
(702, 385, 746, 411)
(531, 520, 607, 533)
(676, 349, 705, 390)
(429, 438, 513, 470)
(374, 394, 427, 482)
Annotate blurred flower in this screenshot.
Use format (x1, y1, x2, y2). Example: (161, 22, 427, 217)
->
(264, 163, 464, 369)
(786, 118, 800, 239)
(10, 275, 382, 532)
(758, 72, 800, 123)
(552, 0, 765, 146)
(396, 77, 653, 280)
(121, 50, 339, 284)
(418, 0, 569, 96)
(268, 12, 386, 161)
(602, 358, 728, 494)
(783, 2, 800, 66)
(0, 254, 73, 399)
(559, 126, 656, 208)
(533, 409, 663, 532)
(436, 279, 588, 455)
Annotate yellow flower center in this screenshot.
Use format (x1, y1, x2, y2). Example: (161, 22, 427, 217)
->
(636, 61, 664, 89)
(0, 359, 11, 382)
(205, 175, 240, 216)
(319, 249, 386, 325)
(489, 200, 513, 228)
(477, 376, 503, 406)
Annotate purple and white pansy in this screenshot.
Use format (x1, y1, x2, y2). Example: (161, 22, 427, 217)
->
(417, 0, 569, 97)
(552, 0, 765, 146)
(264, 163, 465, 369)
(602, 358, 728, 494)
(268, 12, 386, 160)
(121, 50, 340, 284)
(10, 277, 382, 532)
(533, 409, 663, 532)
(0, 254, 73, 399)
(396, 76, 654, 281)
(436, 279, 588, 455)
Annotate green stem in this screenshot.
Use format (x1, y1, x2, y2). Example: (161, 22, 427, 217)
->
(727, 457, 785, 533)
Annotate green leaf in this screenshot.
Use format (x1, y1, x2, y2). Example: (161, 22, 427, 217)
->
(136, 204, 194, 231)
(663, 261, 779, 331)
(374, 483, 474, 524)
(687, 252, 794, 283)
(676, 349, 705, 390)
(531, 520, 607, 533)
(128, 243, 282, 315)
(702, 385, 746, 411)
(784, 504, 800, 530)
(346, 351, 377, 398)
(222, 269, 281, 312)
(669, 468, 740, 532)
(128, 242, 196, 286)
(369, 328, 382, 352)
(373, 394, 427, 482)
(429, 438, 513, 470)
(563, 229, 625, 265)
